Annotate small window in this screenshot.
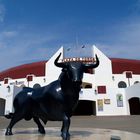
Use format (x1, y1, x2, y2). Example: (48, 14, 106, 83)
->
(118, 81, 127, 88)
(97, 86, 106, 94)
(4, 78, 8, 84)
(134, 81, 140, 84)
(82, 82, 92, 89)
(126, 72, 132, 78)
(85, 84, 92, 88)
(27, 75, 33, 81)
(33, 83, 41, 89)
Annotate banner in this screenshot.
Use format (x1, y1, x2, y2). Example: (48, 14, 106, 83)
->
(117, 94, 123, 107)
(97, 99, 103, 111)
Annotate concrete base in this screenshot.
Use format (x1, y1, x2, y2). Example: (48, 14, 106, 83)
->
(1, 127, 140, 140)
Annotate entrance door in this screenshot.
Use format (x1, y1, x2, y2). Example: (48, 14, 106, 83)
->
(74, 100, 96, 115)
(0, 98, 6, 116)
(129, 97, 140, 115)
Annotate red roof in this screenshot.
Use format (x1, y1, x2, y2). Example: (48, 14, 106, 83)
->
(0, 58, 140, 81)
(111, 58, 140, 74)
(0, 61, 47, 81)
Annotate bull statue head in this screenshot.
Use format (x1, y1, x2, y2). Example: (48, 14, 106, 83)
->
(55, 53, 99, 84)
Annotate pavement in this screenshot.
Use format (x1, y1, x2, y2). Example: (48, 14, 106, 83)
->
(0, 115, 140, 140)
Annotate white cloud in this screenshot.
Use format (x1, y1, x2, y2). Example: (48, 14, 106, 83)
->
(2, 31, 18, 37)
(0, 4, 5, 22)
(0, 28, 60, 71)
(1, 1, 140, 71)
(95, 15, 140, 60)
(96, 43, 140, 60)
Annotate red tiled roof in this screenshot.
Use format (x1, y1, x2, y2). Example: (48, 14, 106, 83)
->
(0, 61, 47, 81)
(111, 58, 140, 74)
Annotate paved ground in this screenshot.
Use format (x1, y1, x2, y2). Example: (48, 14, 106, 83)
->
(1, 127, 140, 140)
(0, 115, 140, 134)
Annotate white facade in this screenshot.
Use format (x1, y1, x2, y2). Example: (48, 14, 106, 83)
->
(0, 46, 140, 116)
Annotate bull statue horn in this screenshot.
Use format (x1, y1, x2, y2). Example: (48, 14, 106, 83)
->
(84, 54, 99, 69)
(54, 53, 67, 68)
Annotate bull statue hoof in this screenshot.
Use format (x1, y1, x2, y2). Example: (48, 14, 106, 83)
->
(5, 128, 13, 136)
(38, 127, 45, 134)
(61, 132, 70, 140)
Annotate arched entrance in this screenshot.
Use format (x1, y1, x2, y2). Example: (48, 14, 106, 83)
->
(129, 97, 140, 115)
(74, 100, 96, 115)
(0, 98, 6, 116)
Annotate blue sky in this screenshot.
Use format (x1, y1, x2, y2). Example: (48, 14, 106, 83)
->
(0, 0, 140, 71)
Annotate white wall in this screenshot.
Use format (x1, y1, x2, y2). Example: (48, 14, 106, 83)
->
(93, 45, 113, 88)
(0, 46, 140, 116)
(0, 85, 14, 115)
(125, 83, 140, 100)
(26, 76, 47, 87)
(112, 74, 140, 89)
(97, 88, 128, 116)
(80, 88, 128, 116)
(45, 47, 64, 85)
(128, 75, 140, 86)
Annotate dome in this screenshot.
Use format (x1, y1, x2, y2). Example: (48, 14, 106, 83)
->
(0, 61, 47, 81)
(111, 58, 140, 74)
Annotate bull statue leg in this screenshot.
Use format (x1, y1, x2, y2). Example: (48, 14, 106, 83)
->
(61, 114, 70, 140)
(33, 117, 46, 134)
(5, 111, 23, 135)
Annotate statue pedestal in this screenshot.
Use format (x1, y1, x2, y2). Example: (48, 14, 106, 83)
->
(1, 127, 140, 140)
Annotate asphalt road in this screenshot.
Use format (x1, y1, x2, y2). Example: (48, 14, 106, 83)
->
(0, 115, 140, 134)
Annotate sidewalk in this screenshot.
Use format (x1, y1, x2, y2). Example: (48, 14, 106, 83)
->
(1, 115, 140, 134)
(0, 127, 140, 140)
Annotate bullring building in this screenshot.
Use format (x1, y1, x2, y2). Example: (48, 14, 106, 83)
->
(0, 46, 140, 116)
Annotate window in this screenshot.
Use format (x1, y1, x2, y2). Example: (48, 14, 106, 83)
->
(118, 81, 127, 88)
(85, 84, 92, 88)
(4, 78, 9, 84)
(27, 75, 33, 81)
(33, 83, 41, 89)
(97, 86, 106, 94)
(126, 72, 132, 78)
(81, 82, 92, 89)
(134, 81, 140, 84)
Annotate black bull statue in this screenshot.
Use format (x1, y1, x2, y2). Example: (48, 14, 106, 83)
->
(5, 53, 99, 140)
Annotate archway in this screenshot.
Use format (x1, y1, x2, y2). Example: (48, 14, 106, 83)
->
(33, 83, 41, 89)
(129, 97, 140, 115)
(118, 81, 127, 88)
(0, 98, 6, 116)
(74, 100, 96, 115)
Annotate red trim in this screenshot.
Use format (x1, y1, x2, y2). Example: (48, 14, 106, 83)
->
(0, 61, 47, 81)
(111, 58, 140, 74)
(0, 57, 140, 81)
